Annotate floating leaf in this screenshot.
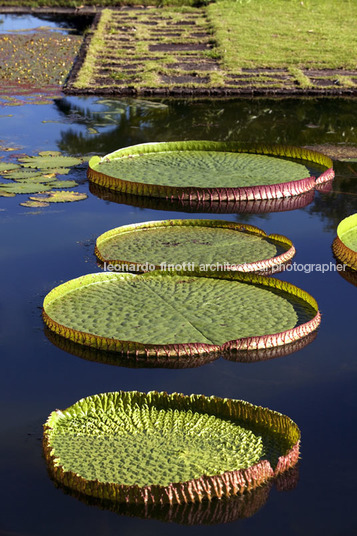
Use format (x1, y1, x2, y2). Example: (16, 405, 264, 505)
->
(4, 170, 46, 180)
(42, 168, 71, 175)
(95, 219, 295, 274)
(43, 390, 300, 504)
(0, 191, 15, 197)
(38, 150, 62, 157)
(88, 141, 334, 201)
(332, 213, 357, 271)
(30, 191, 87, 203)
(19, 155, 83, 169)
(50, 180, 79, 189)
(43, 271, 320, 357)
(20, 200, 50, 208)
(0, 182, 52, 194)
(15, 175, 57, 184)
(0, 162, 20, 172)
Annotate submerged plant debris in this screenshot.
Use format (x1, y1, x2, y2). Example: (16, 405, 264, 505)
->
(0, 27, 82, 106)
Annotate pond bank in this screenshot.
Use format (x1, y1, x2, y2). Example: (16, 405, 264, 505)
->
(1, 5, 357, 97)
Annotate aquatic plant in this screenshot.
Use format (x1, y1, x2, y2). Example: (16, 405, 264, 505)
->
(90, 182, 316, 214)
(29, 191, 87, 203)
(0, 151, 85, 204)
(43, 271, 320, 357)
(43, 390, 300, 504)
(332, 213, 357, 271)
(95, 219, 295, 274)
(88, 141, 334, 201)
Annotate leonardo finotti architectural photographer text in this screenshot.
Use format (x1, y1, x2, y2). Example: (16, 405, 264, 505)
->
(104, 261, 347, 274)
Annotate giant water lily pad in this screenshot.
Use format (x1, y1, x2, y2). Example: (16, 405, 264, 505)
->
(43, 271, 320, 357)
(332, 213, 357, 271)
(95, 219, 295, 274)
(43, 390, 300, 504)
(88, 141, 334, 201)
(90, 182, 316, 214)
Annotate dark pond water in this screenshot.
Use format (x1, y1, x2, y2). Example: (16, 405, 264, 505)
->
(0, 94, 356, 536)
(0, 13, 93, 34)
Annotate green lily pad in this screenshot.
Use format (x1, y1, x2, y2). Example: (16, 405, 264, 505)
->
(38, 151, 62, 157)
(333, 213, 357, 271)
(338, 213, 357, 252)
(0, 162, 20, 172)
(15, 175, 57, 184)
(0, 191, 15, 197)
(18, 155, 83, 169)
(95, 219, 295, 273)
(50, 180, 79, 189)
(43, 271, 320, 356)
(20, 200, 50, 208)
(92, 148, 309, 188)
(43, 390, 300, 503)
(30, 191, 87, 203)
(0, 182, 52, 194)
(41, 168, 71, 175)
(88, 141, 334, 200)
(4, 170, 48, 180)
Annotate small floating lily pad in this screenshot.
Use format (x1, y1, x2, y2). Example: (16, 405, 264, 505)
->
(4, 170, 49, 180)
(38, 150, 62, 157)
(43, 390, 300, 504)
(43, 271, 320, 357)
(0, 191, 15, 197)
(95, 219, 295, 273)
(0, 162, 20, 173)
(20, 200, 50, 208)
(50, 180, 79, 189)
(332, 213, 357, 271)
(15, 175, 57, 184)
(0, 182, 52, 194)
(30, 191, 87, 203)
(19, 155, 83, 169)
(88, 141, 334, 201)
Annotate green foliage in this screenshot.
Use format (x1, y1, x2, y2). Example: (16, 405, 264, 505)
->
(208, 0, 357, 70)
(30, 191, 88, 203)
(337, 213, 357, 252)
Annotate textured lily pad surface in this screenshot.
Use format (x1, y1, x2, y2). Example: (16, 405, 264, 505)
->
(338, 213, 357, 252)
(0, 182, 52, 194)
(333, 213, 357, 270)
(30, 191, 87, 203)
(19, 155, 82, 169)
(20, 200, 50, 208)
(96, 220, 294, 272)
(43, 271, 320, 356)
(0, 151, 84, 204)
(88, 142, 334, 201)
(43, 390, 300, 504)
(93, 150, 309, 188)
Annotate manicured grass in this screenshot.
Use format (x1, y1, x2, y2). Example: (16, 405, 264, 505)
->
(207, 0, 357, 70)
